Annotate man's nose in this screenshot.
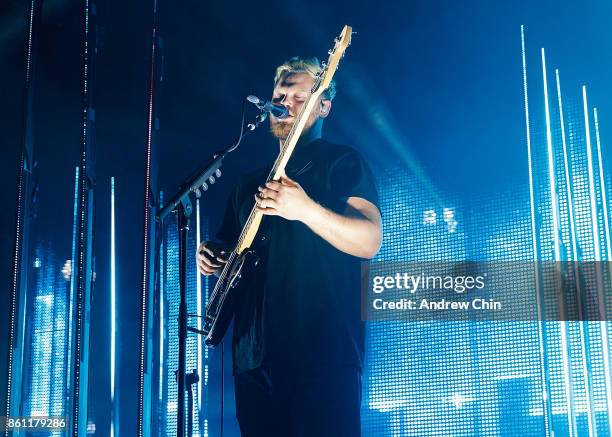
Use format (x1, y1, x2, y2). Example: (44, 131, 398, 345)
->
(278, 95, 290, 107)
(278, 97, 292, 112)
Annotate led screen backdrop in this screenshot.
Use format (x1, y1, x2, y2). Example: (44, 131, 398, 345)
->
(361, 33, 612, 437)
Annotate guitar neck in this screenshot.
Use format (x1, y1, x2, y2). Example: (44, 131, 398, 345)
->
(234, 90, 321, 254)
(229, 24, 352, 255)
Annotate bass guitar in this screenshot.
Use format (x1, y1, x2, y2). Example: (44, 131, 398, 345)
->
(203, 25, 353, 347)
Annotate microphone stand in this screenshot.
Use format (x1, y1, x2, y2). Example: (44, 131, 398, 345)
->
(157, 111, 267, 437)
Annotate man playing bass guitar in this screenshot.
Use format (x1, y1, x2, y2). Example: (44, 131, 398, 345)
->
(197, 56, 382, 437)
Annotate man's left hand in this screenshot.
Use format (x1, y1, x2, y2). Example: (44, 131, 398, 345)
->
(255, 175, 315, 222)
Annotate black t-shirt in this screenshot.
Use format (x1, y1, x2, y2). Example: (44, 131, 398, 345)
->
(215, 137, 379, 375)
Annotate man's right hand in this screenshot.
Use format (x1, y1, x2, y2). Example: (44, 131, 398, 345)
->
(197, 241, 229, 276)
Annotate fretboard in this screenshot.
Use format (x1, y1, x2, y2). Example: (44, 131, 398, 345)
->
(234, 85, 322, 254)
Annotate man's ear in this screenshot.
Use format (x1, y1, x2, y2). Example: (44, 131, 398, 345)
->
(320, 99, 332, 118)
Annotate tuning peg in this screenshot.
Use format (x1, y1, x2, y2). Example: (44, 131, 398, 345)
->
(215, 169, 222, 178)
(328, 48, 334, 55)
(201, 182, 209, 191)
(208, 175, 216, 184)
(194, 188, 202, 198)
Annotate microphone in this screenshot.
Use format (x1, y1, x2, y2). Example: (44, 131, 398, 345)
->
(247, 95, 290, 119)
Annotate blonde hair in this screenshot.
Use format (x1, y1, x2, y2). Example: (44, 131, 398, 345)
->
(274, 56, 337, 101)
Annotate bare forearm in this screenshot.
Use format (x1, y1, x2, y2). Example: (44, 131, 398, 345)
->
(301, 200, 382, 259)
(256, 177, 382, 258)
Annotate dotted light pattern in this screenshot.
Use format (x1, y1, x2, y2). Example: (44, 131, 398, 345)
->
(544, 88, 612, 433)
(18, 165, 80, 437)
(533, 58, 612, 433)
(514, 39, 612, 435)
(363, 169, 547, 436)
(161, 207, 209, 436)
(24, 245, 69, 436)
(361, 37, 612, 435)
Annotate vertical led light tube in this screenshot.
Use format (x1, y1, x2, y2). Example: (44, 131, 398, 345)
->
(202, 211, 209, 437)
(555, 70, 597, 437)
(138, 0, 160, 433)
(582, 88, 602, 260)
(196, 199, 203, 416)
(66, 166, 79, 396)
(71, 0, 97, 432)
(541, 49, 562, 260)
(555, 70, 580, 271)
(159, 191, 164, 405)
(110, 177, 117, 437)
(542, 48, 577, 437)
(521, 26, 554, 435)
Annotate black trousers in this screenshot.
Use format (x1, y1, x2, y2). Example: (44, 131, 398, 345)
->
(234, 366, 362, 437)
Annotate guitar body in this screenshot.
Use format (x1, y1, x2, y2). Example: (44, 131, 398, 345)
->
(204, 250, 259, 347)
(202, 25, 352, 347)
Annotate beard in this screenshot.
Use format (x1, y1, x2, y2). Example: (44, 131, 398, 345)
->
(269, 120, 293, 140)
(270, 112, 318, 141)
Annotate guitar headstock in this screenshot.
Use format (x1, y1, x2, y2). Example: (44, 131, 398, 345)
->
(315, 25, 353, 95)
